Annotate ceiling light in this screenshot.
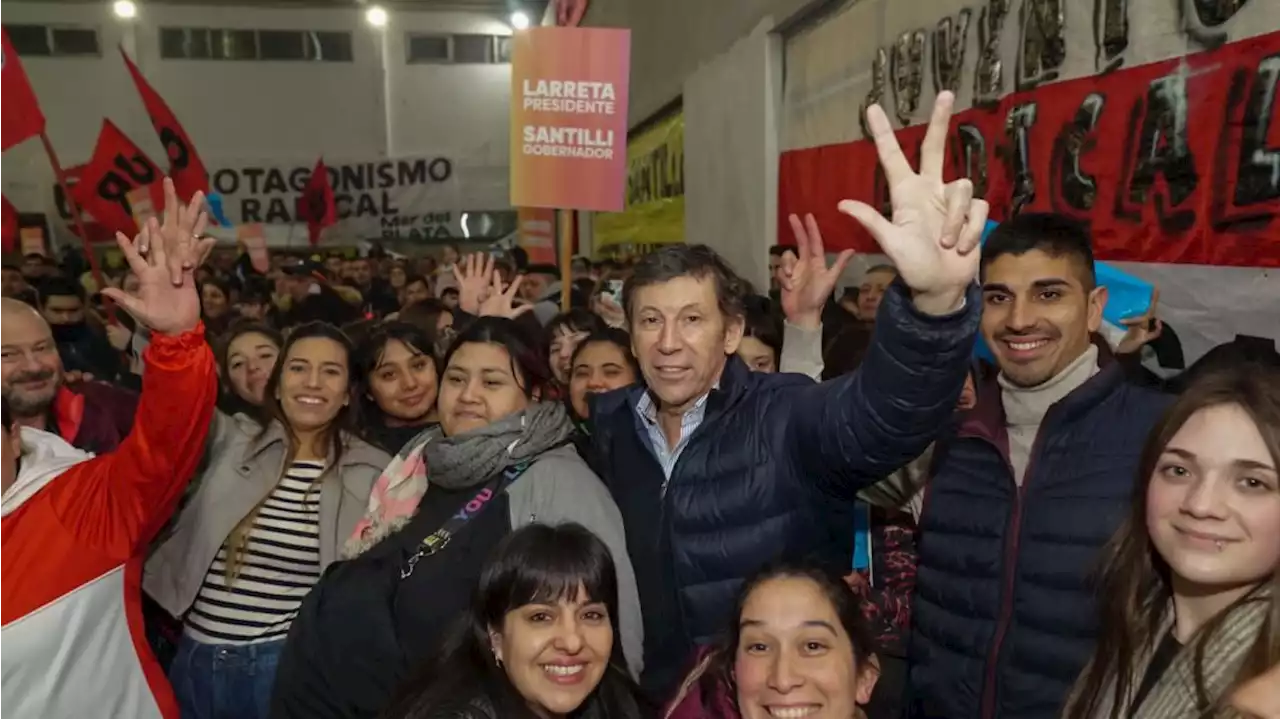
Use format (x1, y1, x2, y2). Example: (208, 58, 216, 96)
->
(113, 0, 137, 19)
(510, 10, 530, 30)
(366, 6, 388, 28)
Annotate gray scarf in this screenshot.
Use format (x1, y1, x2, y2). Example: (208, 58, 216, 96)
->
(342, 401, 576, 558)
(423, 401, 576, 489)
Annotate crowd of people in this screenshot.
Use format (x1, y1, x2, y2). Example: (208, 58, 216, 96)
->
(2, 93, 1278, 719)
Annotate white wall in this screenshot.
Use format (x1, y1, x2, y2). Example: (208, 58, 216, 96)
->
(583, 0, 817, 127)
(1, 2, 516, 245)
(684, 21, 782, 292)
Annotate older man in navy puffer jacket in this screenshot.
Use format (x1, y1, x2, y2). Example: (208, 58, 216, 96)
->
(592, 92, 991, 699)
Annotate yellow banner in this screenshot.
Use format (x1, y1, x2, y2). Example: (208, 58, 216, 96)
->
(593, 111, 683, 254)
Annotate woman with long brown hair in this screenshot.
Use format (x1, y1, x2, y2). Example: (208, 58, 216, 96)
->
(1063, 361, 1280, 719)
(145, 322, 391, 718)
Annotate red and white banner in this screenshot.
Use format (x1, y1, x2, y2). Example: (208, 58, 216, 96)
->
(779, 31, 1280, 269)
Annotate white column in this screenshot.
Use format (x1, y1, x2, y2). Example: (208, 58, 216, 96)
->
(683, 19, 783, 291)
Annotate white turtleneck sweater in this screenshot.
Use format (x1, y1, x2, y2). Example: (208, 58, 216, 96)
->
(998, 344, 1100, 485)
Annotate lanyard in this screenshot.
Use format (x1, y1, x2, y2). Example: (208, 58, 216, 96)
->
(400, 461, 530, 580)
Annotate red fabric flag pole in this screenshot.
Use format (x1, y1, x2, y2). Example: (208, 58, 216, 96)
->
(296, 159, 336, 246)
(119, 47, 210, 202)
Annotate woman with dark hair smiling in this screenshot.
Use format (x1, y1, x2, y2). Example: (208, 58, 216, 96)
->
(355, 321, 441, 453)
(382, 523, 652, 719)
(199, 276, 237, 338)
(547, 309, 606, 388)
(216, 320, 283, 417)
(270, 315, 641, 719)
(399, 298, 456, 352)
(565, 329, 641, 475)
(665, 562, 881, 719)
(145, 322, 391, 718)
(568, 328, 640, 423)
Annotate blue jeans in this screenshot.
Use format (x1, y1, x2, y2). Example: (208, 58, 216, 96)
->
(168, 634, 285, 719)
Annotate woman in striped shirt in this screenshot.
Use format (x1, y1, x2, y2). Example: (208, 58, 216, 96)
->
(145, 322, 391, 719)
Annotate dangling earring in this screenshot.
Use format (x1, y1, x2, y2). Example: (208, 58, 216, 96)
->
(492, 649, 503, 668)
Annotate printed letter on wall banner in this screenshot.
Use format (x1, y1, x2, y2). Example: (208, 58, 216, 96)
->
(593, 111, 684, 254)
(777, 32, 1280, 269)
(510, 26, 631, 212)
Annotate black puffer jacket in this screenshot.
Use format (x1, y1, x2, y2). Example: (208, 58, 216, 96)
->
(590, 281, 981, 699)
(907, 361, 1171, 719)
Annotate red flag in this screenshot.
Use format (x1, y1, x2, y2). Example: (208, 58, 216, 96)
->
(120, 47, 210, 201)
(51, 164, 118, 245)
(2, 195, 17, 253)
(71, 120, 165, 238)
(2, 29, 47, 151)
(296, 159, 336, 246)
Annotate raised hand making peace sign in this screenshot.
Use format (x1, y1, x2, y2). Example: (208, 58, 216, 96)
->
(101, 178, 215, 336)
(838, 91, 988, 316)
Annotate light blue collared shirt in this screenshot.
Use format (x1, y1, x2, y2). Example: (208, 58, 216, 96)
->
(634, 390, 711, 490)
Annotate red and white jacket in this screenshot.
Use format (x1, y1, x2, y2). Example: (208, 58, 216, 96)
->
(2, 328, 216, 719)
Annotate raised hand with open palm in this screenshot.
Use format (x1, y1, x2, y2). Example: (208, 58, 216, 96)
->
(478, 273, 534, 320)
(101, 178, 214, 336)
(452, 252, 496, 316)
(838, 91, 988, 316)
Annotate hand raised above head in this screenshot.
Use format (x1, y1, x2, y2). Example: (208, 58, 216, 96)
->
(100, 178, 215, 336)
(478, 273, 534, 320)
(838, 91, 988, 316)
(781, 213, 854, 329)
(1116, 287, 1163, 356)
(452, 252, 496, 315)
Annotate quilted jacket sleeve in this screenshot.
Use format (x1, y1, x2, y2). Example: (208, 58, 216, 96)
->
(46, 326, 218, 560)
(786, 280, 979, 501)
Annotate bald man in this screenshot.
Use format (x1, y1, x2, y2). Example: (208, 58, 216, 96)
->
(1, 298, 138, 455)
